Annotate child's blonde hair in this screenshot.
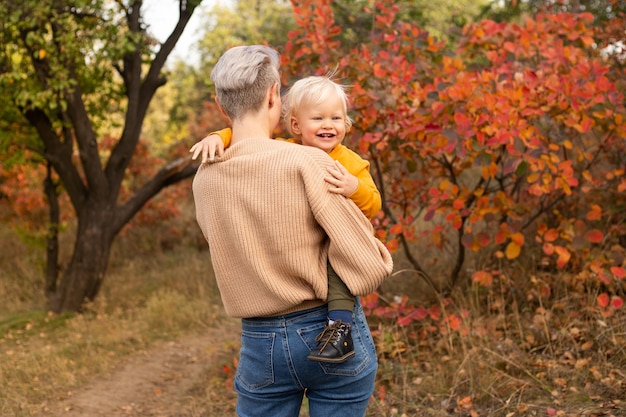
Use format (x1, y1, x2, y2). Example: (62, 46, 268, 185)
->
(283, 75, 353, 136)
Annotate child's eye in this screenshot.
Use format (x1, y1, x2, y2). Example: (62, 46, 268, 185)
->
(332, 116, 343, 121)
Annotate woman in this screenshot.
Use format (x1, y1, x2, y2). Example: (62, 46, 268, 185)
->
(192, 45, 393, 417)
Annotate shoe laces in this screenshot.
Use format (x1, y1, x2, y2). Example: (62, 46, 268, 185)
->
(315, 320, 347, 351)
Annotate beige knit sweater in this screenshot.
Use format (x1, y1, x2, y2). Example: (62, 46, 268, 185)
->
(192, 138, 393, 318)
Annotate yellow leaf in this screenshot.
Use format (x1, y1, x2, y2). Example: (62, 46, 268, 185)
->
(505, 242, 521, 259)
(11, 52, 22, 65)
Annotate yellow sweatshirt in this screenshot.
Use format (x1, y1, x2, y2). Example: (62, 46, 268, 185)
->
(213, 128, 382, 219)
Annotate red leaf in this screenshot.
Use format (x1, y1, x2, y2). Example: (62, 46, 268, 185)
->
(611, 296, 624, 310)
(585, 229, 603, 244)
(543, 242, 555, 255)
(477, 232, 490, 246)
(454, 112, 473, 137)
(610, 266, 626, 279)
(495, 230, 507, 244)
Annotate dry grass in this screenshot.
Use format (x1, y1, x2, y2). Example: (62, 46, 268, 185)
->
(0, 223, 228, 417)
(366, 272, 626, 416)
(1, 222, 625, 417)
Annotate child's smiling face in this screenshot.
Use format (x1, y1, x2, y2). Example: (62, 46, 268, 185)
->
(290, 94, 347, 154)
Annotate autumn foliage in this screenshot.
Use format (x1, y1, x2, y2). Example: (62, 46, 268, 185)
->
(0, 137, 186, 240)
(285, 1, 626, 322)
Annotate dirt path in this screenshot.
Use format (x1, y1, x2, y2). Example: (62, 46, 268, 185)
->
(51, 321, 240, 417)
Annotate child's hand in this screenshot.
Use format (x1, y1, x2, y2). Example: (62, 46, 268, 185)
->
(189, 134, 224, 163)
(325, 160, 359, 197)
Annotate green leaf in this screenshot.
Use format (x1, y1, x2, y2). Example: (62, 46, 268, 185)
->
(515, 160, 527, 176)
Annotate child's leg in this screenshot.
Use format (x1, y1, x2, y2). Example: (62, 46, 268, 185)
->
(307, 262, 356, 363)
(326, 262, 355, 324)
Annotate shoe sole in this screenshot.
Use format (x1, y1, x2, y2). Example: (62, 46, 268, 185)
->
(306, 351, 356, 363)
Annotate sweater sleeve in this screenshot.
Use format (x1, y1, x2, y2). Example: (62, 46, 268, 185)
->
(210, 127, 297, 148)
(211, 127, 233, 148)
(302, 149, 393, 295)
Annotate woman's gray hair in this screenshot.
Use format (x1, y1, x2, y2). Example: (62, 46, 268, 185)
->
(210, 45, 281, 121)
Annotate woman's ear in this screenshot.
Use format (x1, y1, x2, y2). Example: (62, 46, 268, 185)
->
(268, 83, 280, 109)
(215, 96, 229, 119)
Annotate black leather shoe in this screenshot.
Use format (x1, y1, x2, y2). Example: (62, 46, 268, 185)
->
(307, 320, 355, 363)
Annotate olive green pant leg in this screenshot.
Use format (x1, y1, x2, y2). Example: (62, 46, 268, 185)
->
(326, 262, 356, 312)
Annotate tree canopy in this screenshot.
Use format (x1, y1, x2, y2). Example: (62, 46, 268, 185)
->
(0, 0, 203, 312)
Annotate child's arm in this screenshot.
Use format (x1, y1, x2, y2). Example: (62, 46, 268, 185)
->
(190, 128, 296, 163)
(189, 128, 232, 163)
(326, 147, 382, 219)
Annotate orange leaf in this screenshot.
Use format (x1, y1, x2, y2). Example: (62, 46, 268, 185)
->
(373, 63, 386, 78)
(472, 270, 493, 287)
(554, 246, 571, 269)
(386, 238, 399, 252)
(597, 293, 610, 308)
(586, 204, 602, 221)
(505, 242, 521, 259)
(389, 223, 403, 235)
(510, 232, 525, 246)
(527, 173, 540, 184)
(544, 228, 559, 242)
(446, 314, 463, 331)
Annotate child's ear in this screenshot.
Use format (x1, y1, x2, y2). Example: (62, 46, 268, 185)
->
(290, 116, 301, 135)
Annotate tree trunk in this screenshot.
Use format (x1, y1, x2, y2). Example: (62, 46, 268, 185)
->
(44, 164, 60, 299)
(47, 208, 114, 313)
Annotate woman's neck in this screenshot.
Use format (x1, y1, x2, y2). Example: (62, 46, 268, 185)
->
(231, 115, 272, 146)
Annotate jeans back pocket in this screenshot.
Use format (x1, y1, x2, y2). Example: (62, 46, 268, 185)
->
(236, 331, 276, 390)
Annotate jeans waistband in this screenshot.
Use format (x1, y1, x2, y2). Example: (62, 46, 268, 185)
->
(242, 304, 328, 327)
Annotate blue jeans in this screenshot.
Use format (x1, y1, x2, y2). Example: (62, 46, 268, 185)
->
(235, 300, 378, 417)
